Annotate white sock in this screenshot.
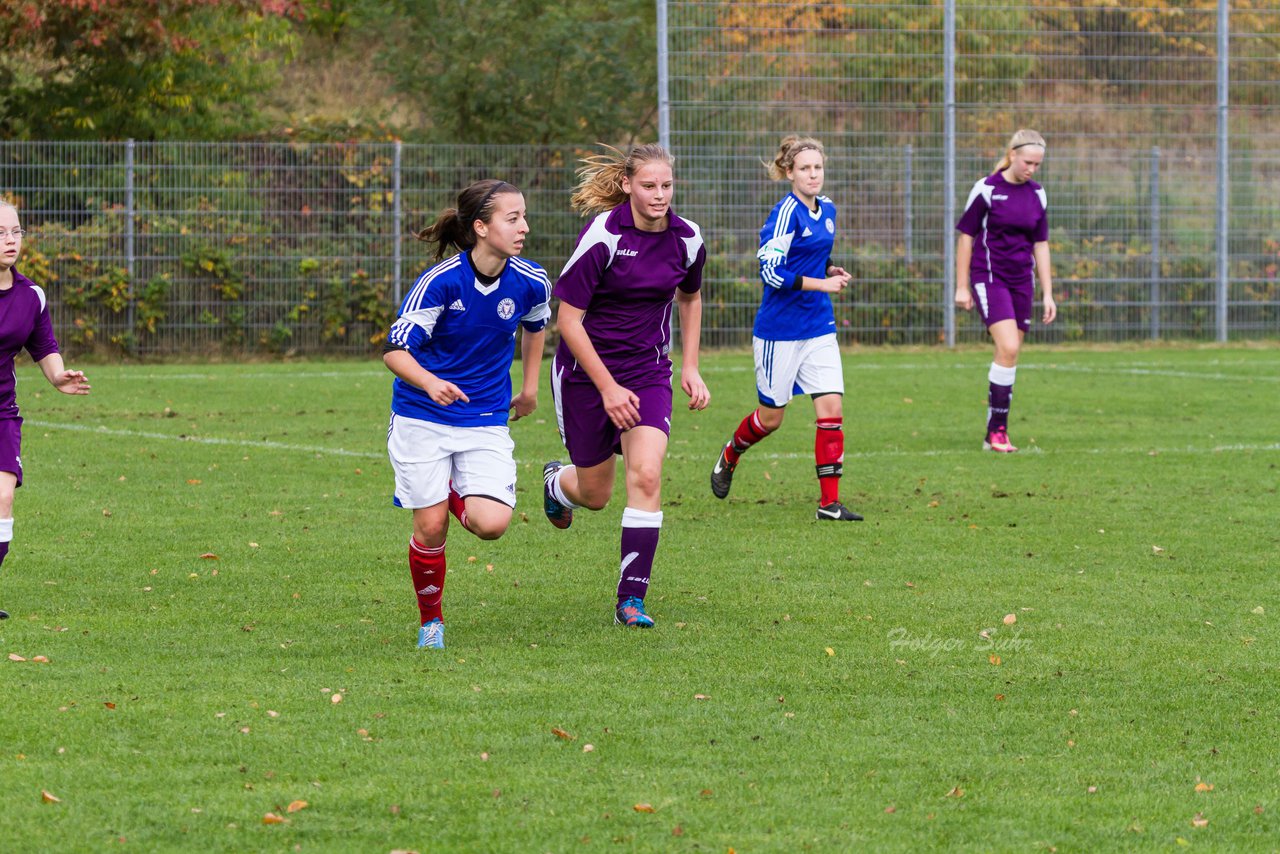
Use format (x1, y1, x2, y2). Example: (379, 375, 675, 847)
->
(988, 362, 1017, 386)
(551, 466, 581, 509)
(0, 518, 12, 543)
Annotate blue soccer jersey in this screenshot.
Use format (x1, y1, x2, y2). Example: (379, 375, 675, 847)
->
(752, 193, 838, 341)
(387, 252, 551, 427)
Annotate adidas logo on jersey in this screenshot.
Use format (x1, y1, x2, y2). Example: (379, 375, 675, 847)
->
(448, 299, 465, 311)
(802, 227, 813, 237)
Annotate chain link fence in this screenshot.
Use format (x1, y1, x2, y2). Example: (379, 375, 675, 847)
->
(3, 2, 1279, 355)
(668, 0, 1280, 346)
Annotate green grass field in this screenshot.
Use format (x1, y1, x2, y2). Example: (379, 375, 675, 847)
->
(2, 345, 1278, 852)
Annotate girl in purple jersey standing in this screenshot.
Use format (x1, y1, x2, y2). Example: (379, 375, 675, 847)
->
(709, 135, 860, 521)
(541, 144, 710, 629)
(955, 129, 1058, 453)
(0, 201, 92, 620)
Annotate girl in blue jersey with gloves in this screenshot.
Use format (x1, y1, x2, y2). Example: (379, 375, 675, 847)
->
(384, 179, 551, 649)
(710, 136, 861, 522)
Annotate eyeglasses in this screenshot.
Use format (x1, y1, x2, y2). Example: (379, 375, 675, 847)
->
(0, 228, 26, 239)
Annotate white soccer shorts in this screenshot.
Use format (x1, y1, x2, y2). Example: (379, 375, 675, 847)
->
(387, 413, 517, 510)
(753, 333, 845, 407)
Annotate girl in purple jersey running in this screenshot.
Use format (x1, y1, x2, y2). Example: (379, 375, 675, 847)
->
(0, 201, 92, 620)
(955, 129, 1058, 453)
(542, 144, 710, 629)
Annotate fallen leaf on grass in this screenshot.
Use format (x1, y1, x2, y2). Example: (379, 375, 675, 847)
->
(262, 813, 288, 825)
(1194, 782, 1214, 793)
(694, 694, 710, 701)
(633, 803, 655, 813)
(200, 553, 219, 560)
(944, 787, 964, 798)
(330, 693, 343, 704)
(286, 800, 308, 813)
(989, 655, 1002, 666)
(994, 694, 1006, 701)
(1252, 606, 1265, 615)
(825, 647, 835, 657)
(551, 728, 575, 741)
(1003, 613, 1017, 626)
(1191, 812, 1208, 829)
(8, 653, 25, 662)
(41, 790, 61, 804)
(884, 805, 896, 813)
(187, 479, 202, 485)
(582, 744, 594, 753)
(104, 702, 116, 710)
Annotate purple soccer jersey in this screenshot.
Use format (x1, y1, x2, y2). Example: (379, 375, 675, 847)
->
(0, 267, 60, 483)
(553, 204, 706, 387)
(0, 267, 59, 418)
(956, 173, 1048, 294)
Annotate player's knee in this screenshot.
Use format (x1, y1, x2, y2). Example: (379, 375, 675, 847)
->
(627, 465, 662, 499)
(577, 489, 612, 511)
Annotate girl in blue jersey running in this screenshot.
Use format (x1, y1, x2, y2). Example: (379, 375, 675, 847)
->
(384, 180, 551, 649)
(709, 136, 860, 521)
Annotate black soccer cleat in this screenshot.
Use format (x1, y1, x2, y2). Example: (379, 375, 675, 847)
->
(0, 608, 8, 619)
(542, 460, 573, 529)
(816, 501, 863, 521)
(710, 443, 737, 499)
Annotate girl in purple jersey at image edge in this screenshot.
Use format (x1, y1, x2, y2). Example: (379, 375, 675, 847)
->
(709, 135, 863, 522)
(541, 143, 711, 629)
(0, 201, 92, 620)
(383, 180, 550, 650)
(954, 129, 1058, 453)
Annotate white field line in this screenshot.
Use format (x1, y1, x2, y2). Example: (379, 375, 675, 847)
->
(26, 420, 385, 459)
(26, 419, 1279, 463)
(76, 359, 1280, 384)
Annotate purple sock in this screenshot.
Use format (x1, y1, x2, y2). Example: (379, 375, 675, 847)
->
(617, 508, 662, 603)
(0, 540, 8, 570)
(986, 363, 1016, 433)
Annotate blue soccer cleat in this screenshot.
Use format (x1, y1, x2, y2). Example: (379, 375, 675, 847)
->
(542, 460, 573, 529)
(417, 618, 444, 649)
(615, 596, 655, 628)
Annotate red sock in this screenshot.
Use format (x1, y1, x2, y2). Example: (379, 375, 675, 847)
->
(725, 409, 770, 465)
(447, 484, 469, 532)
(408, 537, 446, 624)
(815, 417, 844, 505)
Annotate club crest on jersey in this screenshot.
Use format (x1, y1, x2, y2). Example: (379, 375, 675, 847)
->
(825, 218, 834, 233)
(496, 298, 516, 320)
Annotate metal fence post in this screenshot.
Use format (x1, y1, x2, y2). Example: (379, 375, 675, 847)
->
(1216, 0, 1229, 342)
(125, 138, 136, 337)
(904, 143, 913, 266)
(393, 140, 403, 307)
(943, 0, 956, 347)
(1150, 146, 1161, 341)
(657, 0, 671, 152)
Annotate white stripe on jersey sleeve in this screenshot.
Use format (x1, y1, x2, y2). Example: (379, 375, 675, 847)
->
(758, 195, 798, 289)
(509, 256, 553, 325)
(962, 179, 994, 216)
(1035, 187, 1047, 210)
(33, 284, 47, 312)
(402, 254, 464, 313)
(680, 219, 705, 270)
(387, 306, 444, 348)
(559, 211, 620, 278)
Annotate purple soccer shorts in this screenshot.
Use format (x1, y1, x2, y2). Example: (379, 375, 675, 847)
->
(552, 371, 673, 468)
(972, 281, 1033, 333)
